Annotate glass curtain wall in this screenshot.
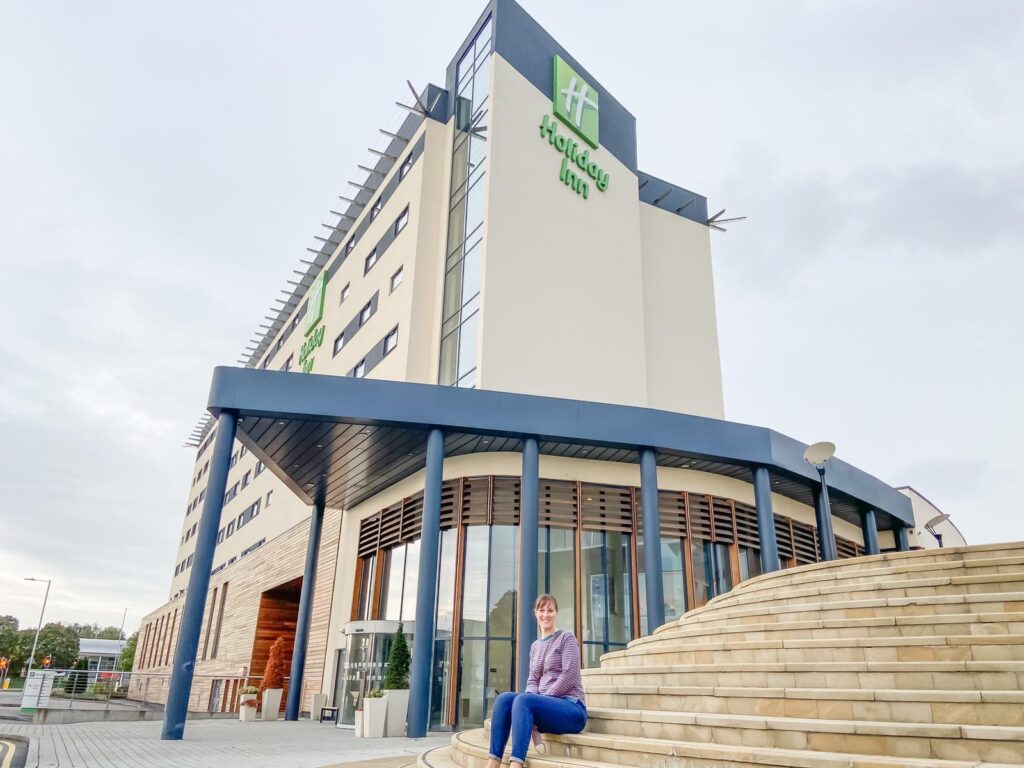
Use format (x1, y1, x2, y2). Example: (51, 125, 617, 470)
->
(430, 527, 458, 728)
(538, 527, 576, 633)
(457, 525, 518, 727)
(380, 540, 421, 621)
(439, 18, 492, 388)
(638, 537, 688, 631)
(691, 540, 733, 607)
(738, 546, 762, 582)
(580, 530, 632, 667)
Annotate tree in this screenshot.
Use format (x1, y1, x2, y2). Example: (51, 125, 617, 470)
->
(118, 631, 139, 671)
(260, 637, 288, 692)
(34, 623, 79, 668)
(382, 623, 410, 690)
(0, 615, 19, 663)
(95, 626, 124, 640)
(66, 657, 89, 695)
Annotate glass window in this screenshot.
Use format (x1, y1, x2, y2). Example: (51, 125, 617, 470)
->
(266, 490, 273, 507)
(457, 639, 486, 726)
(384, 327, 399, 356)
(354, 360, 366, 378)
(333, 332, 345, 356)
(739, 546, 761, 582)
(638, 537, 688, 630)
(241, 471, 251, 488)
(277, 337, 284, 350)
(581, 530, 633, 664)
(346, 238, 356, 255)
(292, 314, 300, 329)
(488, 526, 518, 638)
(461, 526, 489, 637)
(456, 311, 479, 385)
(691, 539, 733, 606)
(539, 527, 576, 634)
(395, 207, 409, 235)
(390, 266, 403, 292)
(401, 539, 420, 622)
(370, 197, 382, 220)
(399, 153, 413, 180)
(439, 328, 459, 387)
(356, 555, 375, 620)
(364, 249, 379, 274)
(381, 544, 406, 621)
(283, 354, 293, 372)
(359, 302, 372, 326)
(227, 521, 235, 537)
(340, 283, 350, 304)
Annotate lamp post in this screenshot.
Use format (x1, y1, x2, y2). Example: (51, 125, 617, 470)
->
(924, 513, 951, 548)
(24, 577, 51, 703)
(803, 442, 838, 562)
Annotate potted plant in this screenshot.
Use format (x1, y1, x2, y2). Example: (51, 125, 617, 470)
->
(382, 624, 411, 737)
(239, 685, 259, 722)
(362, 689, 387, 738)
(260, 637, 287, 721)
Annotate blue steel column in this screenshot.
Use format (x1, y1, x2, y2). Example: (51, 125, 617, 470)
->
(813, 468, 838, 561)
(752, 467, 781, 573)
(861, 508, 880, 556)
(894, 523, 910, 552)
(516, 437, 540, 691)
(162, 410, 237, 740)
(407, 428, 444, 738)
(640, 449, 665, 634)
(285, 500, 325, 721)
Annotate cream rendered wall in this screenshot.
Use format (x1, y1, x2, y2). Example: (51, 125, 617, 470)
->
(639, 203, 725, 418)
(478, 54, 649, 407)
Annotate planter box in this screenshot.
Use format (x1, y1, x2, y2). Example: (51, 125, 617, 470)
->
(239, 694, 258, 722)
(383, 689, 409, 737)
(362, 697, 387, 738)
(352, 709, 363, 737)
(261, 688, 283, 721)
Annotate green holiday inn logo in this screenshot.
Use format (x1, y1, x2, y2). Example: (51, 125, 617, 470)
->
(538, 55, 609, 200)
(304, 271, 327, 336)
(552, 55, 599, 148)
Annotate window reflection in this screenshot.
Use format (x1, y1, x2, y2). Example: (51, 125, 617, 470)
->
(581, 530, 632, 665)
(639, 537, 687, 630)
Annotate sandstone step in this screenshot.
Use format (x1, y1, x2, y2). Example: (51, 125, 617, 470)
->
(667, 591, 1024, 630)
(583, 685, 1024, 726)
(726, 555, 1024, 601)
(438, 723, 1022, 768)
(581, 659, 1024, 691)
(695, 572, 1024, 614)
(600, 634, 1024, 667)
(582, 706, 1024, 763)
(632, 611, 1024, 652)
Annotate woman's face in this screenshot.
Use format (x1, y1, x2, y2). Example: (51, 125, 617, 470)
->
(535, 600, 557, 633)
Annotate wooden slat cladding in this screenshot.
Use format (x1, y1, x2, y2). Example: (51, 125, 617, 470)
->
(580, 483, 632, 532)
(712, 497, 735, 544)
(734, 502, 760, 549)
(401, 496, 424, 542)
(491, 476, 520, 525)
(658, 490, 687, 538)
(377, 502, 403, 550)
(836, 535, 863, 559)
(439, 479, 457, 528)
(774, 515, 796, 561)
(357, 514, 380, 558)
(688, 494, 713, 541)
(792, 519, 820, 565)
(539, 480, 577, 528)
(460, 476, 489, 525)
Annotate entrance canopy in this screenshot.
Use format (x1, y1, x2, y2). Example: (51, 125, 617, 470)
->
(206, 366, 912, 530)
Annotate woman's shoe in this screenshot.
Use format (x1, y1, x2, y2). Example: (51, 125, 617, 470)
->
(531, 727, 546, 755)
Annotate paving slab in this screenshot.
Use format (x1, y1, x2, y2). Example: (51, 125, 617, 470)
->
(0, 718, 448, 768)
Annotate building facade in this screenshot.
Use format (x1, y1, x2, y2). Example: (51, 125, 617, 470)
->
(136, 0, 945, 736)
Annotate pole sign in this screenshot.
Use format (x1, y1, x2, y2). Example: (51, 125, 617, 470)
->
(20, 669, 55, 712)
(539, 55, 610, 200)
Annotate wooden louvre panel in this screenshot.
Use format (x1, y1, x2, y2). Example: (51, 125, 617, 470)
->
(688, 493, 713, 541)
(836, 535, 860, 559)
(460, 476, 489, 525)
(658, 490, 687, 538)
(539, 479, 577, 528)
(401, 494, 424, 542)
(774, 515, 795, 560)
(491, 476, 521, 525)
(377, 502, 403, 550)
(580, 483, 632, 532)
(734, 501, 760, 549)
(711, 497, 735, 544)
(358, 513, 381, 558)
(439, 479, 458, 529)
(791, 519, 819, 564)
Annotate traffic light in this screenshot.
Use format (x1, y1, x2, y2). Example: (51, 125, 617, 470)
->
(42, 655, 52, 668)
(0, 657, 8, 670)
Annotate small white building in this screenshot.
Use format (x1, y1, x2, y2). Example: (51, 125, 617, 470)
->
(78, 638, 127, 673)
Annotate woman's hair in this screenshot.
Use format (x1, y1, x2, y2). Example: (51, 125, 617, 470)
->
(534, 594, 558, 611)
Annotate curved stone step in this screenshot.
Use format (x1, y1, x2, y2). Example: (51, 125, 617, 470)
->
(600, 633, 1024, 668)
(582, 706, 1024, 763)
(582, 659, 1024, 691)
(584, 684, 1024, 726)
(631, 611, 1024, 652)
(441, 722, 1022, 768)
(664, 591, 1024, 630)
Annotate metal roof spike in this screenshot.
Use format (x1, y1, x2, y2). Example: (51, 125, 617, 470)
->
(356, 164, 384, 176)
(379, 129, 408, 143)
(347, 180, 372, 191)
(368, 148, 398, 159)
(406, 80, 428, 113)
(337, 195, 364, 207)
(676, 197, 697, 213)
(395, 102, 420, 114)
(652, 188, 672, 206)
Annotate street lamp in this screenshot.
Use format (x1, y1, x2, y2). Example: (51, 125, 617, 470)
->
(924, 513, 951, 548)
(803, 442, 838, 561)
(24, 578, 52, 678)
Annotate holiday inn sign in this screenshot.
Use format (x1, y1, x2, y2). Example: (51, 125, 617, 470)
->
(539, 55, 610, 200)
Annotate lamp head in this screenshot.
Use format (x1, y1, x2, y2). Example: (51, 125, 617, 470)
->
(803, 441, 836, 467)
(924, 513, 951, 534)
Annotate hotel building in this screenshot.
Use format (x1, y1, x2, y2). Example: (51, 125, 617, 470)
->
(135, 0, 957, 738)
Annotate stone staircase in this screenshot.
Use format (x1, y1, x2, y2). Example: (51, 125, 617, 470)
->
(420, 542, 1024, 768)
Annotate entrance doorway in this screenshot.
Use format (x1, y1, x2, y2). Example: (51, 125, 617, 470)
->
(249, 576, 302, 712)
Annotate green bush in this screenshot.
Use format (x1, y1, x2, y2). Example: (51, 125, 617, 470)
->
(382, 623, 410, 690)
(364, 689, 385, 699)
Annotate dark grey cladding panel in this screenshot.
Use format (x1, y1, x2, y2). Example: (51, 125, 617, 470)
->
(444, 0, 638, 173)
(638, 171, 709, 225)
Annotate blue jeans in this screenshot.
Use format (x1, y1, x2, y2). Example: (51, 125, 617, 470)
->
(488, 691, 587, 765)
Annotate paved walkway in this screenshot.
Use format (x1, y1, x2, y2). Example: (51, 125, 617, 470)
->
(0, 719, 449, 768)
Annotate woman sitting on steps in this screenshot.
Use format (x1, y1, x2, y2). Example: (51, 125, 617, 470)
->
(486, 594, 588, 767)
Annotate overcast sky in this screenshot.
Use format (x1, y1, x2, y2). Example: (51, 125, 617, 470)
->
(1, 1, 1021, 631)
